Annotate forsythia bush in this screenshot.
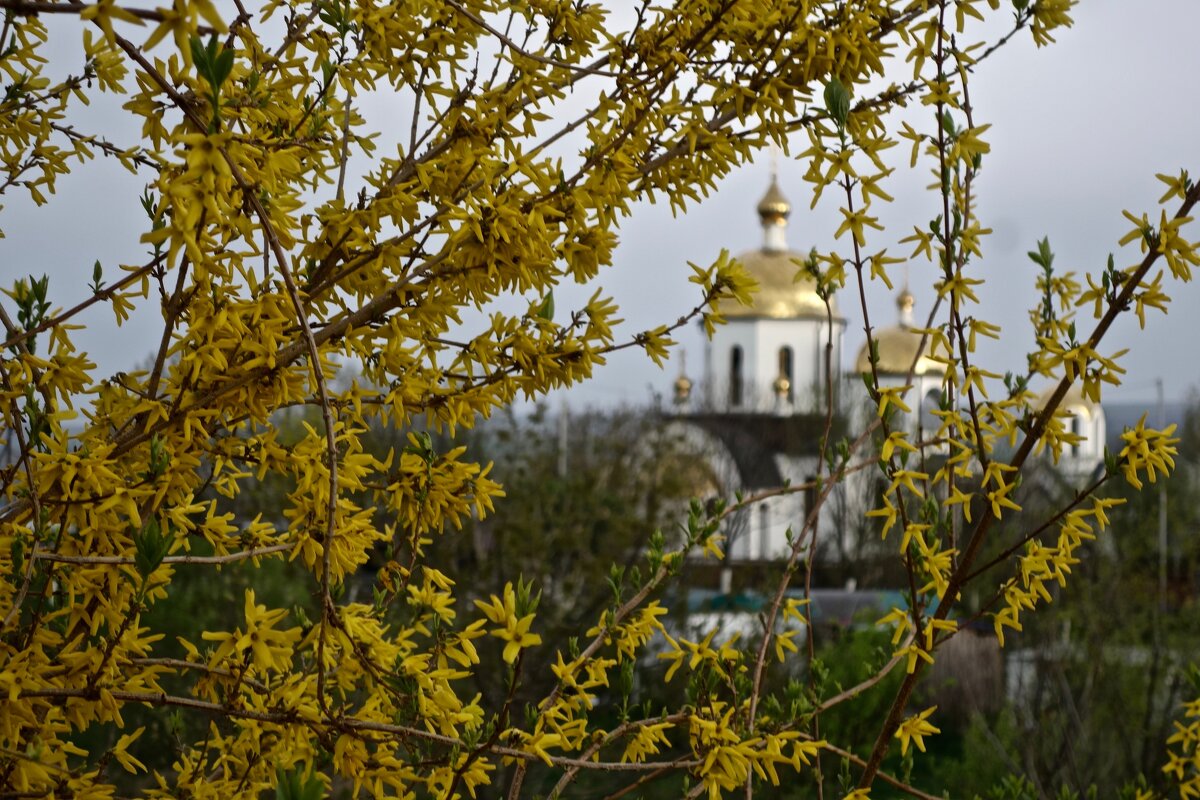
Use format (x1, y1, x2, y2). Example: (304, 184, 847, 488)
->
(0, 0, 1196, 798)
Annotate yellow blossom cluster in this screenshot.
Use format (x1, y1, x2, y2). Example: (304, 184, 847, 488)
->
(0, 0, 1195, 798)
(1162, 695, 1200, 799)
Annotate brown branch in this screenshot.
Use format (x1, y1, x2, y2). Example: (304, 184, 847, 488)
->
(126, 657, 269, 693)
(48, 121, 158, 169)
(547, 714, 690, 800)
(0, 253, 159, 357)
(0, 0, 216, 31)
(19, 685, 699, 772)
(822, 740, 941, 800)
(32, 542, 293, 566)
(443, 0, 619, 78)
(816, 640, 910, 714)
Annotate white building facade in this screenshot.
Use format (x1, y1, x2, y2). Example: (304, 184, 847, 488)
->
(670, 177, 1109, 570)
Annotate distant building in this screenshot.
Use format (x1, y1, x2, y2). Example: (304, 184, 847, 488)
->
(668, 176, 846, 564)
(851, 286, 946, 446)
(667, 176, 1110, 578)
(1036, 384, 1107, 483)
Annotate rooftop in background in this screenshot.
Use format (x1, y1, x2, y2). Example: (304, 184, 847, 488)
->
(716, 178, 837, 321)
(689, 587, 906, 628)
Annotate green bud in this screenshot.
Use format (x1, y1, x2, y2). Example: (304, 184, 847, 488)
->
(536, 289, 555, 322)
(275, 765, 326, 800)
(134, 518, 169, 581)
(823, 77, 851, 130)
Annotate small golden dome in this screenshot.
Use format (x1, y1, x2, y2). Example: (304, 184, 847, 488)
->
(756, 177, 791, 221)
(854, 327, 943, 376)
(854, 290, 942, 376)
(718, 250, 835, 319)
(773, 374, 791, 397)
(719, 176, 835, 320)
(673, 374, 693, 403)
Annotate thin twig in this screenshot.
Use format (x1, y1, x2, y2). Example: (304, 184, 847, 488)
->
(32, 542, 293, 566)
(0, 0, 215, 31)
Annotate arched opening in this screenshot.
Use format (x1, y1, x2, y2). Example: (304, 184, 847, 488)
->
(759, 504, 771, 560)
(1070, 413, 1082, 457)
(920, 387, 942, 435)
(803, 474, 818, 525)
(730, 346, 744, 407)
(778, 346, 794, 403)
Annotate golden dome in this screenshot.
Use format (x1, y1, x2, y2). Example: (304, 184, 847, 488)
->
(1036, 383, 1100, 417)
(718, 249, 834, 319)
(673, 374, 693, 404)
(719, 177, 835, 319)
(854, 326, 942, 376)
(756, 177, 791, 220)
(854, 289, 942, 376)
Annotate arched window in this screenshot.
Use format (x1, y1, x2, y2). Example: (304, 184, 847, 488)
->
(920, 387, 942, 435)
(803, 474, 818, 523)
(759, 504, 771, 560)
(778, 346, 794, 403)
(1070, 414, 1082, 457)
(730, 346, 744, 407)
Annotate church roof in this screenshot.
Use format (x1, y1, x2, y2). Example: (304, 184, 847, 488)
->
(1036, 383, 1103, 416)
(853, 288, 943, 376)
(683, 412, 843, 488)
(719, 249, 834, 319)
(719, 177, 838, 320)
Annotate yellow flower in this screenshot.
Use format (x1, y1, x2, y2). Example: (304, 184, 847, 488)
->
(876, 386, 912, 418)
(1119, 414, 1180, 489)
(474, 582, 542, 663)
(622, 721, 674, 763)
(897, 642, 935, 673)
(112, 726, 147, 774)
(200, 589, 301, 674)
(79, 0, 143, 43)
(895, 706, 940, 755)
(866, 494, 899, 537)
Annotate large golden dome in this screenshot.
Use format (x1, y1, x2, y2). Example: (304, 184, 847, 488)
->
(719, 178, 836, 320)
(853, 289, 943, 376)
(1036, 383, 1101, 416)
(719, 250, 833, 319)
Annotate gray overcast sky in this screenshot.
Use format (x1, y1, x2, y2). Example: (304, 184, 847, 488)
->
(3, 1, 1199, 416)
(565, 0, 1200, 410)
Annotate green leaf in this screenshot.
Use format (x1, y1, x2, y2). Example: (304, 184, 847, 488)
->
(134, 518, 169, 581)
(1027, 236, 1054, 271)
(823, 77, 851, 129)
(618, 659, 634, 698)
(536, 290, 555, 321)
(276, 765, 325, 800)
(145, 434, 170, 478)
(213, 48, 235, 87)
(941, 110, 956, 135)
(188, 36, 209, 76)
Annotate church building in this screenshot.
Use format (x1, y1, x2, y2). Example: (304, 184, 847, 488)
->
(667, 176, 1107, 572)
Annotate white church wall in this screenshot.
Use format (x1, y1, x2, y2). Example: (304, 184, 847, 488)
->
(705, 319, 845, 415)
(705, 323, 758, 412)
